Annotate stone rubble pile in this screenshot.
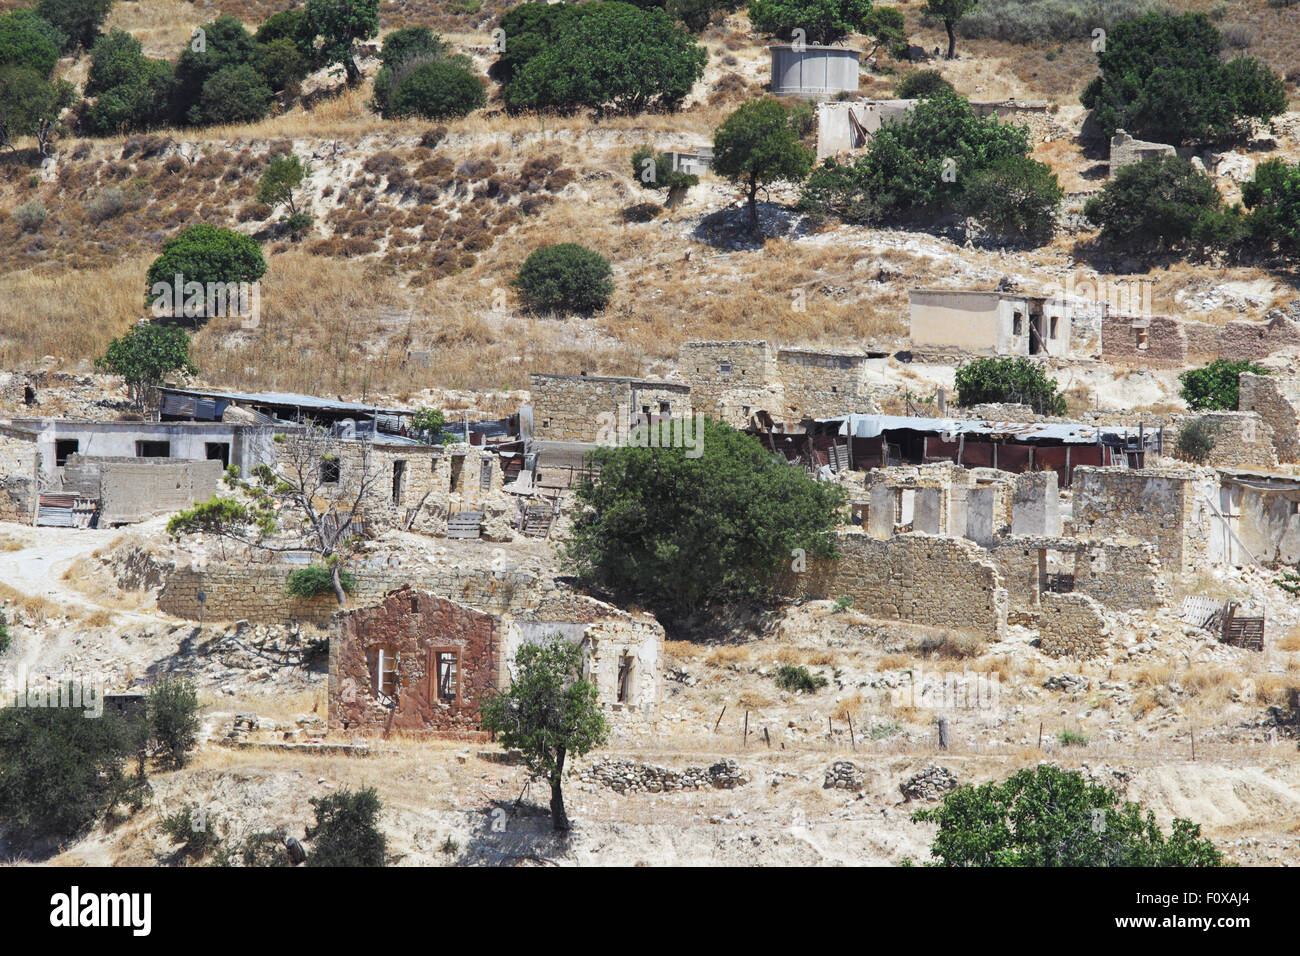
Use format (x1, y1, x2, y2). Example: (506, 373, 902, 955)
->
(823, 760, 865, 790)
(900, 764, 959, 802)
(579, 757, 749, 794)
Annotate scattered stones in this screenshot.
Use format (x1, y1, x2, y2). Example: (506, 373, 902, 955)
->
(1043, 673, 1091, 693)
(579, 757, 749, 794)
(900, 765, 958, 802)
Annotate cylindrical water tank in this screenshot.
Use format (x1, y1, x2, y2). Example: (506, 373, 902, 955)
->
(769, 44, 860, 96)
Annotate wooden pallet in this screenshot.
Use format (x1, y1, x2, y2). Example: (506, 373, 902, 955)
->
(446, 510, 484, 539)
(1222, 603, 1264, 651)
(520, 506, 554, 539)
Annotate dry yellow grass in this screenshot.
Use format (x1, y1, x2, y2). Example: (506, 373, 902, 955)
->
(705, 645, 751, 666)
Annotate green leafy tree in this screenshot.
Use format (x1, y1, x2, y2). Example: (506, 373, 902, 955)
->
(747, 0, 874, 45)
(371, 27, 471, 113)
(82, 29, 173, 134)
(666, 0, 740, 32)
(199, 62, 273, 125)
(800, 89, 1027, 225)
(147, 677, 200, 770)
(925, 0, 979, 58)
(630, 143, 698, 205)
(305, 787, 386, 866)
(0, 65, 74, 154)
(912, 764, 1223, 866)
(35, 0, 112, 52)
(385, 59, 485, 120)
(1178, 359, 1269, 411)
(0, 689, 139, 846)
(1242, 158, 1300, 257)
(145, 223, 268, 306)
(306, 0, 380, 84)
(954, 356, 1066, 415)
(251, 36, 307, 93)
(712, 97, 814, 235)
(1081, 13, 1284, 144)
(490, 1, 575, 84)
(513, 243, 614, 314)
(565, 418, 844, 616)
(0, 9, 64, 78)
(1175, 416, 1219, 463)
(504, 2, 706, 114)
(479, 635, 609, 831)
(1083, 155, 1239, 256)
(96, 324, 198, 409)
(257, 152, 307, 217)
(411, 407, 449, 442)
(254, 8, 318, 65)
(863, 5, 908, 58)
(955, 154, 1063, 243)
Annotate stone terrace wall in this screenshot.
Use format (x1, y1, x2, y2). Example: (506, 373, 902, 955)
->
(0, 429, 38, 523)
(791, 532, 1009, 639)
(159, 564, 559, 625)
(1218, 317, 1300, 362)
(1239, 373, 1300, 463)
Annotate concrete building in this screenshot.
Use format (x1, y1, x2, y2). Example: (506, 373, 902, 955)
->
(908, 289, 1104, 358)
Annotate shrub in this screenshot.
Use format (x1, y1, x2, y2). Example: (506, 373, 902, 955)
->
(1178, 359, 1269, 411)
(286, 565, 358, 598)
(83, 29, 173, 134)
(954, 356, 1067, 415)
(913, 765, 1222, 865)
(0, 613, 9, 654)
(955, 0, 1164, 42)
(0, 8, 63, 77)
(305, 787, 386, 866)
(199, 63, 273, 125)
(0, 689, 138, 845)
(1175, 416, 1219, 462)
(84, 186, 127, 223)
(148, 676, 200, 769)
(564, 418, 845, 617)
(956, 155, 1063, 243)
(1056, 729, 1089, 747)
(666, 0, 738, 32)
(513, 243, 614, 314)
(504, 2, 706, 114)
(491, 1, 574, 84)
(893, 69, 953, 99)
(12, 198, 47, 232)
(252, 37, 307, 92)
(1083, 155, 1238, 255)
(385, 60, 485, 120)
(161, 804, 223, 860)
(1081, 12, 1285, 143)
(774, 664, 828, 693)
(145, 223, 267, 300)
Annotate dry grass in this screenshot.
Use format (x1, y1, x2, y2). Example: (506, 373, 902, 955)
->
(706, 644, 752, 666)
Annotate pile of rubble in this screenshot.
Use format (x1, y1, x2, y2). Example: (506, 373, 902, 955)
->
(823, 760, 865, 790)
(579, 757, 749, 794)
(900, 765, 959, 802)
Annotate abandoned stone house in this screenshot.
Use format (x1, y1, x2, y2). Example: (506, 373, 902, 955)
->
(528, 373, 692, 443)
(1239, 372, 1300, 464)
(1102, 312, 1300, 368)
(328, 585, 663, 736)
(908, 289, 1104, 359)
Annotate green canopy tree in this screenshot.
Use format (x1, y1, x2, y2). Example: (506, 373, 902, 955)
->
(954, 356, 1066, 415)
(712, 97, 814, 235)
(96, 323, 197, 409)
(0, 65, 74, 154)
(912, 764, 1222, 866)
(0, 8, 64, 77)
(1243, 158, 1300, 258)
(747, 0, 873, 45)
(925, 0, 979, 59)
(305, 0, 379, 84)
(145, 223, 267, 314)
(82, 28, 173, 134)
(480, 635, 609, 832)
(564, 418, 844, 617)
(35, 0, 112, 52)
(1178, 359, 1269, 411)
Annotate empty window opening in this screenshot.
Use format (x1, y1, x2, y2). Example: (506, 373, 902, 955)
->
(371, 648, 398, 703)
(23, 385, 35, 405)
(320, 456, 340, 484)
(617, 654, 633, 703)
(449, 454, 465, 492)
(136, 440, 170, 458)
(1135, 327, 1149, 350)
(1012, 312, 1023, 336)
(659, 401, 671, 415)
(718, 361, 733, 376)
(480, 458, 493, 490)
(54, 439, 79, 467)
(392, 459, 407, 505)
(436, 650, 458, 703)
(1049, 316, 1059, 339)
(205, 442, 230, 468)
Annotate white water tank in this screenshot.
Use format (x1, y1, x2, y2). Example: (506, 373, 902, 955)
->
(769, 44, 860, 96)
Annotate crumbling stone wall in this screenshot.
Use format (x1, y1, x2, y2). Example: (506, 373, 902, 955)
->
(330, 587, 501, 735)
(1101, 314, 1187, 366)
(792, 532, 1009, 639)
(62, 455, 221, 525)
(0, 428, 38, 523)
(529, 373, 690, 442)
(1218, 316, 1300, 362)
(776, 348, 877, 418)
(1073, 541, 1166, 609)
(1073, 466, 1219, 572)
(1183, 321, 1222, 363)
(1239, 373, 1300, 463)
(678, 340, 781, 425)
(1038, 591, 1109, 659)
(1168, 411, 1276, 469)
(159, 564, 558, 625)
(579, 757, 747, 793)
(1109, 130, 1175, 176)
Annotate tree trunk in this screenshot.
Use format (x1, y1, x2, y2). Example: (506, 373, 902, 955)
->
(331, 564, 347, 606)
(747, 178, 760, 237)
(946, 21, 956, 59)
(550, 748, 570, 831)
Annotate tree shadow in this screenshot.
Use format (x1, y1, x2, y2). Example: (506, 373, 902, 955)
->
(456, 797, 574, 866)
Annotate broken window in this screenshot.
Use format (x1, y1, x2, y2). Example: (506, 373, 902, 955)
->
(1135, 327, 1149, 350)
(617, 654, 633, 703)
(449, 454, 465, 492)
(371, 648, 398, 703)
(136, 440, 170, 458)
(718, 361, 733, 376)
(435, 650, 458, 703)
(392, 459, 406, 505)
(205, 442, 230, 468)
(1012, 312, 1023, 336)
(320, 456, 340, 484)
(54, 439, 79, 467)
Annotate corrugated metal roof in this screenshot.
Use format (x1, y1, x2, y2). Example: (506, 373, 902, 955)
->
(157, 387, 411, 417)
(819, 414, 1150, 445)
